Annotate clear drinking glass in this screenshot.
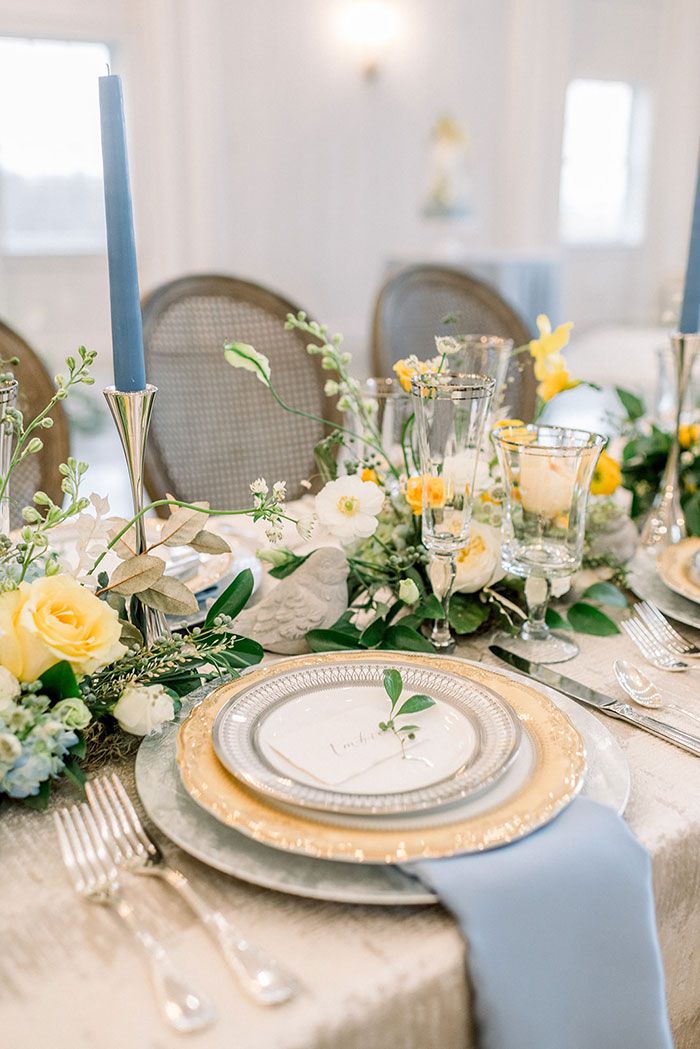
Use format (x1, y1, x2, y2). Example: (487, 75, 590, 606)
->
(491, 424, 605, 663)
(411, 372, 495, 649)
(344, 378, 414, 486)
(435, 335, 515, 419)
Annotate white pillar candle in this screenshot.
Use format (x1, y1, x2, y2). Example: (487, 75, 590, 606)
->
(519, 454, 577, 518)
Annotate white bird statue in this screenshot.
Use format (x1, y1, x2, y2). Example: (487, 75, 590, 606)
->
(233, 547, 349, 654)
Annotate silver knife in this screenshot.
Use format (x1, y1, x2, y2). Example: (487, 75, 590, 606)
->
(489, 645, 700, 757)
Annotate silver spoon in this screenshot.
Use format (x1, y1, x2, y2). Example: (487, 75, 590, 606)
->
(613, 659, 700, 726)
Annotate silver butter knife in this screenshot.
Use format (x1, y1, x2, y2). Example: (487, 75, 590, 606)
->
(489, 645, 700, 757)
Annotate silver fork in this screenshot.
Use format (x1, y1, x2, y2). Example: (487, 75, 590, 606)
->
(635, 601, 700, 658)
(622, 617, 700, 672)
(54, 803, 215, 1033)
(87, 773, 299, 1006)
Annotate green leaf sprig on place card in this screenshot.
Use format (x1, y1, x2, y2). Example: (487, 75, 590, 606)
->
(378, 667, 435, 758)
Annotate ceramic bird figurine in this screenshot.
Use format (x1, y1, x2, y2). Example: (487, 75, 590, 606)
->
(233, 547, 349, 654)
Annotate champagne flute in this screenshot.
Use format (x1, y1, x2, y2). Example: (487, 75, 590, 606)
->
(410, 372, 495, 649)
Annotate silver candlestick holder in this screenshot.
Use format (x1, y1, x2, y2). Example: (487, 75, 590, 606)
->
(641, 332, 700, 549)
(104, 384, 170, 645)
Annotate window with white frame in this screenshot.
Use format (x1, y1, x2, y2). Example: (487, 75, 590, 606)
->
(559, 78, 649, 245)
(0, 36, 110, 255)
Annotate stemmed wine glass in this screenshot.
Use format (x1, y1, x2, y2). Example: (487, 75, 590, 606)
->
(410, 372, 495, 649)
(491, 423, 605, 663)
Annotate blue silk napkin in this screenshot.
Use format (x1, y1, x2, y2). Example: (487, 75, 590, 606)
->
(407, 797, 673, 1049)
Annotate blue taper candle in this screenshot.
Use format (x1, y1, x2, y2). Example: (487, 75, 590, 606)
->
(680, 140, 700, 334)
(98, 74, 147, 392)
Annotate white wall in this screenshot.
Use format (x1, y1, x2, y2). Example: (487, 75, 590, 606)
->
(0, 0, 699, 385)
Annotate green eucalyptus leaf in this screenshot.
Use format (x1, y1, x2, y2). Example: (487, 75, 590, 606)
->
(567, 602, 620, 636)
(360, 616, 387, 648)
(382, 668, 403, 706)
(109, 554, 166, 596)
(580, 581, 628, 608)
(396, 693, 435, 716)
(204, 569, 254, 627)
(545, 608, 571, 631)
(306, 628, 361, 652)
(40, 660, 80, 700)
(616, 387, 645, 421)
(140, 575, 199, 616)
(448, 594, 489, 634)
(381, 623, 434, 652)
(188, 529, 231, 555)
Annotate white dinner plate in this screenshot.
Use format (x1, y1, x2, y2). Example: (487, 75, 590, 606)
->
(135, 662, 630, 906)
(212, 660, 521, 815)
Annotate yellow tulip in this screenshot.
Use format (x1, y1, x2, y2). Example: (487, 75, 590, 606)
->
(535, 354, 576, 402)
(0, 574, 127, 682)
(590, 451, 622, 496)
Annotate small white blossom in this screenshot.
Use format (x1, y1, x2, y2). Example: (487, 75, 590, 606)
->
(264, 521, 285, 544)
(250, 477, 269, 497)
(300, 479, 312, 490)
(0, 667, 20, 702)
(272, 480, 287, 503)
(324, 380, 339, 397)
(295, 514, 317, 541)
(398, 578, 420, 605)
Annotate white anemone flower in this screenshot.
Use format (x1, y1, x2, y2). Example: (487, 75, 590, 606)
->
(314, 475, 384, 540)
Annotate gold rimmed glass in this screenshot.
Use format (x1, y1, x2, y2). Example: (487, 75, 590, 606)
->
(491, 423, 605, 664)
(435, 335, 514, 418)
(410, 372, 495, 649)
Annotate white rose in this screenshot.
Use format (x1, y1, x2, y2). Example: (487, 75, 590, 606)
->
(113, 683, 175, 736)
(454, 522, 504, 593)
(0, 667, 20, 702)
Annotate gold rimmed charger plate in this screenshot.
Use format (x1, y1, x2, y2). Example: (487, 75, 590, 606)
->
(177, 652, 585, 863)
(657, 538, 700, 606)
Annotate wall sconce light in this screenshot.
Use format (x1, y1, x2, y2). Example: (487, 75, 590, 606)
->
(336, 1, 401, 80)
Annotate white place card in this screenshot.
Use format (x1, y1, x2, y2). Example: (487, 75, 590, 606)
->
(269, 702, 423, 786)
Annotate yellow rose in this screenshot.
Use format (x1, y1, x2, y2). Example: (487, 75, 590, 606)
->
(405, 475, 446, 515)
(0, 574, 126, 682)
(590, 450, 622, 496)
(679, 424, 700, 449)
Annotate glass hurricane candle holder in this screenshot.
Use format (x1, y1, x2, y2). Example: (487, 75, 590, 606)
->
(491, 424, 605, 664)
(411, 372, 495, 649)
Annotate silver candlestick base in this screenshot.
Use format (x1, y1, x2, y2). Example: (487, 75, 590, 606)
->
(104, 384, 170, 645)
(641, 333, 700, 550)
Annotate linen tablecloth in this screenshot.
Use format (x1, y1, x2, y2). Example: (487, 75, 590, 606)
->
(2, 630, 699, 1049)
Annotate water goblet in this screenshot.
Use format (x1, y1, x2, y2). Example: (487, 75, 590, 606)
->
(410, 372, 495, 649)
(491, 423, 605, 664)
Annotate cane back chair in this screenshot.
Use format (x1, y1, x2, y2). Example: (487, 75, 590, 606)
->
(371, 264, 537, 421)
(143, 275, 338, 510)
(0, 320, 70, 530)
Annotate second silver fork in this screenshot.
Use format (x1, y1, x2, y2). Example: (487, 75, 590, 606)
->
(87, 774, 299, 1006)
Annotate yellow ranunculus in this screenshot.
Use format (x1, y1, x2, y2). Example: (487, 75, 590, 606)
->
(679, 424, 700, 449)
(392, 355, 444, 393)
(360, 467, 379, 484)
(590, 450, 622, 496)
(492, 418, 524, 430)
(529, 314, 574, 363)
(0, 574, 127, 682)
(405, 475, 446, 515)
(393, 359, 414, 393)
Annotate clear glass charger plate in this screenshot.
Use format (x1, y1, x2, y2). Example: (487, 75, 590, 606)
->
(628, 547, 700, 628)
(135, 657, 629, 906)
(212, 660, 522, 816)
(175, 652, 587, 864)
